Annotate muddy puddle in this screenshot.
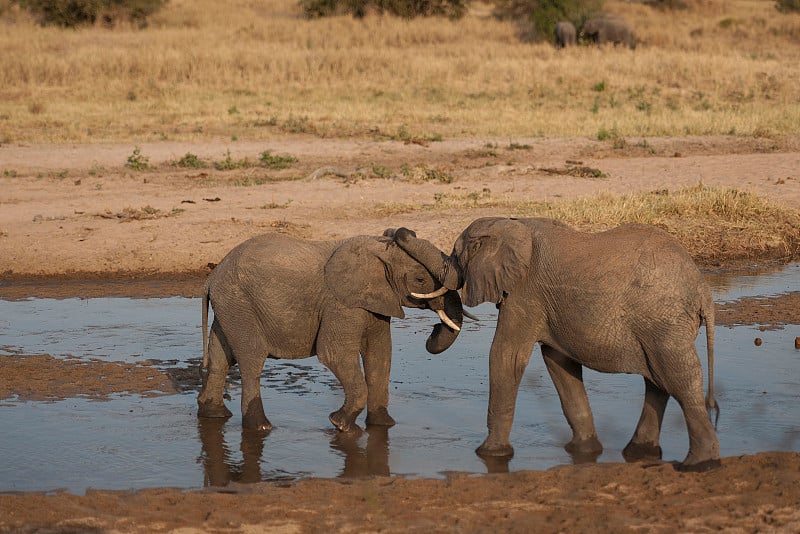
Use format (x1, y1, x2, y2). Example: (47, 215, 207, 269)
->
(1, 264, 798, 494)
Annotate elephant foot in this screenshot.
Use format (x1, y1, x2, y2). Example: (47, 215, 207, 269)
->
(623, 441, 663, 462)
(197, 399, 233, 419)
(476, 439, 514, 459)
(365, 407, 396, 427)
(676, 458, 721, 473)
(242, 398, 272, 432)
(565, 435, 603, 455)
(329, 408, 361, 433)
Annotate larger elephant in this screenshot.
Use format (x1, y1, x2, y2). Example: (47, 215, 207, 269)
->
(395, 218, 720, 472)
(197, 230, 463, 433)
(581, 15, 636, 49)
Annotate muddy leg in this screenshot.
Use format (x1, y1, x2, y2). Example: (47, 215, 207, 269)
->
(476, 326, 536, 459)
(197, 320, 233, 419)
(542, 346, 602, 458)
(655, 347, 720, 471)
(239, 350, 271, 431)
(623, 377, 668, 461)
(361, 316, 395, 427)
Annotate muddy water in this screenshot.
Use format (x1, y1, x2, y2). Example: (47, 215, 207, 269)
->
(1, 265, 798, 494)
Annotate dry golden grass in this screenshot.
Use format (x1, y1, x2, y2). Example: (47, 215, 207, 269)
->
(1, 0, 800, 143)
(515, 185, 800, 265)
(370, 184, 800, 265)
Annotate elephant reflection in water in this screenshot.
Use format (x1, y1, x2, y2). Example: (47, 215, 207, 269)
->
(329, 426, 390, 478)
(197, 418, 266, 487)
(197, 419, 392, 487)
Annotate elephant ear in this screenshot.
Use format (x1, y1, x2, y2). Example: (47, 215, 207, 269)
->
(462, 218, 532, 307)
(324, 237, 405, 319)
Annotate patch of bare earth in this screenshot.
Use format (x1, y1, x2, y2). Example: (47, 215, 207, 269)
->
(1, 453, 798, 533)
(1, 136, 799, 279)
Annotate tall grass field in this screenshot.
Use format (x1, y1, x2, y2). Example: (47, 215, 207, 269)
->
(1, 0, 799, 143)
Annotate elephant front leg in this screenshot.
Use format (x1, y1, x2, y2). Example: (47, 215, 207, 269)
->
(541, 346, 602, 459)
(623, 377, 668, 461)
(323, 354, 368, 433)
(361, 317, 396, 427)
(477, 339, 536, 459)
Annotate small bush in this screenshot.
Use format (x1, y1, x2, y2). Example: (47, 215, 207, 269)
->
(125, 146, 149, 170)
(259, 150, 298, 170)
(299, 0, 469, 19)
(213, 149, 251, 171)
(13, 0, 166, 27)
(176, 153, 205, 169)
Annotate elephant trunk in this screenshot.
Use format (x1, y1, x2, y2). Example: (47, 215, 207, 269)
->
(393, 228, 461, 290)
(425, 289, 463, 354)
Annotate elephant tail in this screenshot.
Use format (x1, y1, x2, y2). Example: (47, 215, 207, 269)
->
(701, 294, 719, 429)
(200, 280, 210, 381)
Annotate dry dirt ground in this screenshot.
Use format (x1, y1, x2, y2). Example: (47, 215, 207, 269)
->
(1, 136, 800, 533)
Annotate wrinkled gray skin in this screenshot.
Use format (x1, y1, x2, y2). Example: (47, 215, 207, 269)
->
(197, 230, 463, 433)
(395, 218, 721, 472)
(554, 21, 576, 48)
(581, 16, 636, 49)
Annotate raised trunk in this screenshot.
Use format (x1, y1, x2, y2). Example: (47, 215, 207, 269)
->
(425, 290, 464, 354)
(393, 228, 461, 290)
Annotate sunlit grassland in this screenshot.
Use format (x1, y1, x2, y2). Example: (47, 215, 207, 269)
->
(1, 0, 800, 143)
(369, 184, 800, 264)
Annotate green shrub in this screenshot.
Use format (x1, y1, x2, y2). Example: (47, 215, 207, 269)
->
(259, 150, 298, 170)
(776, 0, 800, 12)
(125, 146, 149, 170)
(299, 0, 469, 19)
(13, 0, 166, 27)
(491, 0, 604, 42)
(176, 153, 205, 169)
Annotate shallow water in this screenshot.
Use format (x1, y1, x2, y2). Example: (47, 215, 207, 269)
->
(0, 265, 798, 494)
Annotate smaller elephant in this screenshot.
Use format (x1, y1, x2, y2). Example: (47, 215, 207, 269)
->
(197, 230, 464, 433)
(581, 15, 636, 49)
(554, 21, 576, 48)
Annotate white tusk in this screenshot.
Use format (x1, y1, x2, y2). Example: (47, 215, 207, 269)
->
(411, 286, 449, 299)
(436, 309, 461, 332)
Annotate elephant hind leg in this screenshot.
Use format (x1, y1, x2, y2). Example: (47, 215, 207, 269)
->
(541, 346, 602, 458)
(197, 320, 234, 419)
(623, 377, 668, 461)
(651, 346, 720, 471)
(236, 341, 271, 432)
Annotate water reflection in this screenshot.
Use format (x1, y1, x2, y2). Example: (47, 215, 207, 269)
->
(197, 418, 266, 487)
(197, 419, 395, 486)
(330, 426, 391, 478)
(477, 455, 510, 474)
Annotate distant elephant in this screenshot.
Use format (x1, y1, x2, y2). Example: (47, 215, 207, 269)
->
(395, 218, 721, 472)
(197, 230, 463, 433)
(554, 21, 576, 48)
(581, 15, 636, 49)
